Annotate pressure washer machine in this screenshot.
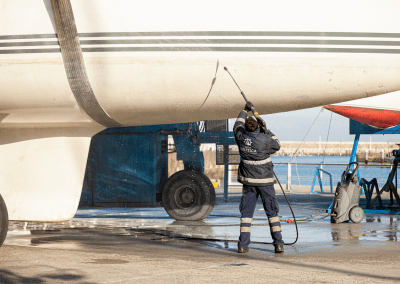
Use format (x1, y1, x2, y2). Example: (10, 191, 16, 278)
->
(330, 162, 364, 223)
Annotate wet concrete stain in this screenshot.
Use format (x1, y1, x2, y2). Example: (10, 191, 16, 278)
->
(2, 192, 400, 284)
(85, 259, 129, 264)
(4, 192, 400, 257)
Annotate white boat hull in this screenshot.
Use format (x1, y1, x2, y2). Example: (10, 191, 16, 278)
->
(1, 0, 400, 128)
(1, 0, 400, 221)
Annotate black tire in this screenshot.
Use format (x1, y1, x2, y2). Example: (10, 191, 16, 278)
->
(0, 194, 8, 247)
(162, 170, 215, 221)
(198, 173, 216, 218)
(349, 206, 364, 223)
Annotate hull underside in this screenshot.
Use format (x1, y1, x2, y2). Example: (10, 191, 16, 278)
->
(2, 0, 400, 221)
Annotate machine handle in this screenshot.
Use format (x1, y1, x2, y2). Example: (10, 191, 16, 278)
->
(346, 162, 359, 180)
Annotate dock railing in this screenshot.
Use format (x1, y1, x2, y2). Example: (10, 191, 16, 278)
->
(226, 162, 393, 197)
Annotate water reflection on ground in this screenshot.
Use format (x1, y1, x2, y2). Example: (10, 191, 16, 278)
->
(5, 204, 400, 255)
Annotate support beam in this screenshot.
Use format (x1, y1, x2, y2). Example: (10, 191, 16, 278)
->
(349, 133, 363, 195)
(349, 133, 360, 164)
(224, 164, 229, 202)
(223, 145, 230, 202)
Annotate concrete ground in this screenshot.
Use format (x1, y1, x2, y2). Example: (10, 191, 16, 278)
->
(2, 187, 400, 284)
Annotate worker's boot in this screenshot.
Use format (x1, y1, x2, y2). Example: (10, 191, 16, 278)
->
(238, 247, 249, 254)
(274, 244, 284, 253)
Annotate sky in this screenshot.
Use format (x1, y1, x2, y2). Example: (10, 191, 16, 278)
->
(229, 107, 400, 142)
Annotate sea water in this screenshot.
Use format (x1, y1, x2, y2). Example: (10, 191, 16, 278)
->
(270, 156, 393, 187)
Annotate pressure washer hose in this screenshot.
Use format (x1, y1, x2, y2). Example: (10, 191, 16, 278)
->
(152, 65, 304, 246)
(222, 65, 299, 245)
(130, 172, 331, 246)
(141, 64, 334, 246)
(175, 172, 300, 246)
(198, 172, 299, 245)
(142, 172, 301, 246)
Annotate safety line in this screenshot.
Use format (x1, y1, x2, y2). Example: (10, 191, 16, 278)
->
(290, 109, 323, 162)
(198, 59, 220, 110)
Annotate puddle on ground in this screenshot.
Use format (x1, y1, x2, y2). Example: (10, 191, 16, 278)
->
(4, 207, 400, 252)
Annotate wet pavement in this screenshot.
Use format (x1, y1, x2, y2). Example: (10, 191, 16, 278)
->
(2, 188, 400, 283)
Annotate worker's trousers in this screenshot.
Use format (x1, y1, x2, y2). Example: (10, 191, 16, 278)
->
(238, 185, 283, 248)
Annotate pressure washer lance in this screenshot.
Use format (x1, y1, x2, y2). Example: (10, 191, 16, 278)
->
(223, 67, 258, 116)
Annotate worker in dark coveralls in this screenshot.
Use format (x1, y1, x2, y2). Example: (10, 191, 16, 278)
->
(233, 102, 284, 253)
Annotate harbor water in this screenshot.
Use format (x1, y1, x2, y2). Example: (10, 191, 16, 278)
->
(270, 156, 394, 188)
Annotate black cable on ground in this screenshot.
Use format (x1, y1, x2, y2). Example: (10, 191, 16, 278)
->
(196, 172, 300, 245)
(209, 209, 327, 222)
(129, 171, 307, 246)
(144, 173, 331, 246)
(126, 179, 331, 247)
(158, 63, 328, 246)
(273, 170, 298, 245)
(181, 172, 300, 245)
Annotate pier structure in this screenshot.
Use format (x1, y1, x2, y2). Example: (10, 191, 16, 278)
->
(277, 141, 398, 163)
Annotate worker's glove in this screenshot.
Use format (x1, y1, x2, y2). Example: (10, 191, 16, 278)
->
(256, 117, 266, 127)
(259, 125, 267, 134)
(244, 101, 253, 112)
(256, 117, 267, 134)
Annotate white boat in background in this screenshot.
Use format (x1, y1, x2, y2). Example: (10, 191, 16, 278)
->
(1, 0, 400, 227)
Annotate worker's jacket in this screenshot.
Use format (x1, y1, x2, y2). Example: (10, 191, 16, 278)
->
(233, 110, 281, 186)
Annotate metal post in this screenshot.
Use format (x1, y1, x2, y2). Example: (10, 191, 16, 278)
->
(223, 144, 230, 202)
(349, 133, 363, 195)
(228, 164, 232, 185)
(370, 136, 372, 151)
(349, 133, 360, 164)
(224, 164, 229, 202)
(318, 169, 324, 192)
(286, 163, 291, 190)
(319, 164, 323, 181)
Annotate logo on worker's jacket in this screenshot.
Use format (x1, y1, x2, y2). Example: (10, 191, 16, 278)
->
(244, 138, 252, 146)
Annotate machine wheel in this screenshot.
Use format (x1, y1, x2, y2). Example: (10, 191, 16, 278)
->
(349, 206, 364, 223)
(0, 194, 8, 247)
(162, 170, 215, 221)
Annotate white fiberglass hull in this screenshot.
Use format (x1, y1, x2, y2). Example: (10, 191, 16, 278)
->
(1, 0, 400, 222)
(1, 0, 400, 128)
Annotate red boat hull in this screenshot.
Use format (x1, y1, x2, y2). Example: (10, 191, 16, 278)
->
(324, 105, 400, 129)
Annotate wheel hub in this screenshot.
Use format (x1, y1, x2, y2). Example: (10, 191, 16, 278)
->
(349, 206, 364, 223)
(174, 185, 196, 209)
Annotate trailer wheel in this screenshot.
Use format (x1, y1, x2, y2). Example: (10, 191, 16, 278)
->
(162, 170, 215, 221)
(201, 174, 216, 218)
(349, 206, 364, 223)
(0, 194, 8, 247)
